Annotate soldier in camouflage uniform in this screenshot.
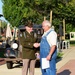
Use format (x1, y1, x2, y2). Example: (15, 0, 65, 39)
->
(19, 21, 38, 75)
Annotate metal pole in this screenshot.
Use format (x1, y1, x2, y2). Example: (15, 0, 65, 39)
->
(63, 19, 65, 40)
(0, 20, 1, 36)
(50, 10, 52, 24)
(44, 16, 46, 21)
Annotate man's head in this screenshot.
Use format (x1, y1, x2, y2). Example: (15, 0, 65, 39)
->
(42, 20, 51, 32)
(25, 20, 33, 33)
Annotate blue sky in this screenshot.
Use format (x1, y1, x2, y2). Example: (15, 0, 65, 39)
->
(0, 0, 3, 14)
(0, 0, 7, 22)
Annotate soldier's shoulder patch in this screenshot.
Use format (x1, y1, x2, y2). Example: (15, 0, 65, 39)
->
(20, 33, 22, 37)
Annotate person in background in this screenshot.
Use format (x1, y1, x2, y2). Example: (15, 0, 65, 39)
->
(19, 21, 38, 75)
(34, 20, 57, 75)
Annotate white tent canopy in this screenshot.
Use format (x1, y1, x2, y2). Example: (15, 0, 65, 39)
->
(6, 23, 12, 39)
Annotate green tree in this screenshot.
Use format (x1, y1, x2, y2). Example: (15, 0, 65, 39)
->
(2, 0, 75, 33)
(2, 0, 23, 27)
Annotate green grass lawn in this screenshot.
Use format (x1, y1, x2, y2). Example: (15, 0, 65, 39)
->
(57, 52, 63, 59)
(70, 41, 75, 46)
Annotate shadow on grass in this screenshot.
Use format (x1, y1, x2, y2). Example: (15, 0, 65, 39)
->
(56, 57, 62, 63)
(56, 52, 63, 63)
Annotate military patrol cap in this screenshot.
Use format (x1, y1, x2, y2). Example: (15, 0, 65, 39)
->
(26, 20, 33, 27)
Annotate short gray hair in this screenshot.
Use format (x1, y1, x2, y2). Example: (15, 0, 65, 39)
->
(42, 20, 51, 27)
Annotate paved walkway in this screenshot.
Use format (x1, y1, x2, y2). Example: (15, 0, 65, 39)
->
(0, 46, 75, 75)
(56, 46, 75, 75)
(57, 60, 75, 75)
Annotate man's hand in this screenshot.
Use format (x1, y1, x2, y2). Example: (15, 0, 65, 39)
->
(35, 52, 40, 59)
(33, 43, 40, 48)
(46, 54, 51, 60)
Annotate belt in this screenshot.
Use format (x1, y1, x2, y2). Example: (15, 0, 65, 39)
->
(23, 47, 34, 49)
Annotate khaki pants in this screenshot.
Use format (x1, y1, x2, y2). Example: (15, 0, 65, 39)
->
(22, 59, 36, 75)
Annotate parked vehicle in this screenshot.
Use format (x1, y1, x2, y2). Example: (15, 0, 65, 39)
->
(4, 24, 43, 69)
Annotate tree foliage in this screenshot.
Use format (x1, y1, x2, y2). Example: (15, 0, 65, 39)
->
(2, 0, 23, 27)
(2, 0, 75, 33)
